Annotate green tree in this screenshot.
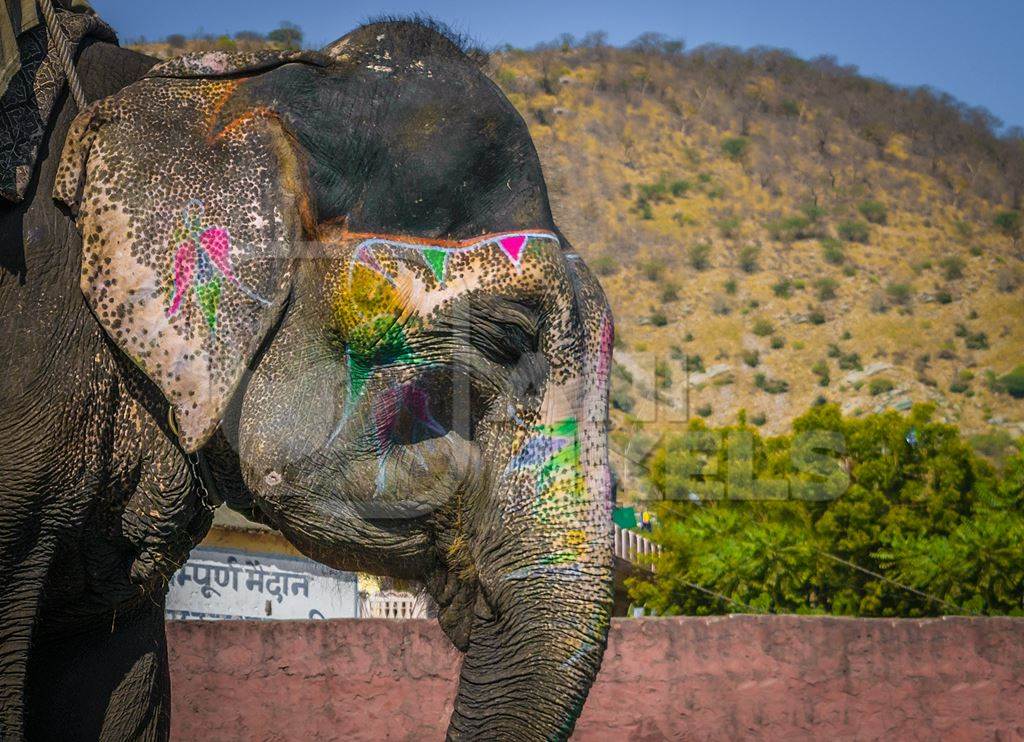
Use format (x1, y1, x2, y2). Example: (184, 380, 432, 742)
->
(268, 21, 303, 48)
(627, 405, 1024, 617)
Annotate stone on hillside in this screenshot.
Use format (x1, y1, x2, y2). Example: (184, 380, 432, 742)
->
(844, 362, 894, 385)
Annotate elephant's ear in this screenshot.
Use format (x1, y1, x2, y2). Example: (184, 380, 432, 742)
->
(54, 52, 321, 451)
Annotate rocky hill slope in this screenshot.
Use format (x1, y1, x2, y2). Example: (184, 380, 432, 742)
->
(130, 35, 1024, 446)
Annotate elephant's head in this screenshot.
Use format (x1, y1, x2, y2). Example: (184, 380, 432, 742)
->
(55, 21, 613, 739)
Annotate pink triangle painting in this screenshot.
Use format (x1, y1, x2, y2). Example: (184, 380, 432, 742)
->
(498, 235, 528, 264)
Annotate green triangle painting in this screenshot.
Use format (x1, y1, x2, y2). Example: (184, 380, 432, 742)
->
(422, 248, 448, 283)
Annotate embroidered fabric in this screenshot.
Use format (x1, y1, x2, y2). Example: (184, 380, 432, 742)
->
(0, 6, 114, 201)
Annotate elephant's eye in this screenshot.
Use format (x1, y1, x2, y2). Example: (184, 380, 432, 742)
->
(469, 302, 540, 367)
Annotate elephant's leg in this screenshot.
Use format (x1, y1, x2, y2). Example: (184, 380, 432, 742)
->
(25, 599, 171, 742)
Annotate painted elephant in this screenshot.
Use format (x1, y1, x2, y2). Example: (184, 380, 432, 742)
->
(0, 19, 614, 741)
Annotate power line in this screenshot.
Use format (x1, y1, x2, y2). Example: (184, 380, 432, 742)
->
(611, 440, 979, 615)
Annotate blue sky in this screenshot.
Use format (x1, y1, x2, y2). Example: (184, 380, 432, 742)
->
(92, 0, 1023, 130)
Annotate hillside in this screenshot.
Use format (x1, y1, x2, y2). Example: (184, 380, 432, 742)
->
(130, 34, 1024, 467)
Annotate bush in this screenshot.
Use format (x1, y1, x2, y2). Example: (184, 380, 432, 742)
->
(858, 200, 888, 225)
(950, 372, 971, 394)
(772, 279, 793, 298)
(721, 136, 749, 160)
(800, 202, 827, 222)
(812, 359, 831, 386)
(742, 350, 760, 368)
(723, 278, 738, 295)
(641, 259, 665, 281)
(996, 268, 1021, 293)
(649, 310, 669, 327)
(655, 358, 673, 388)
(754, 373, 790, 394)
(767, 215, 816, 242)
(688, 242, 712, 270)
(591, 255, 619, 276)
(712, 296, 731, 315)
(166, 33, 187, 48)
(770, 335, 785, 349)
(738, 245, 761, 273)
(752, 318, 775, 337)
(965, 331, 989, 350)
(886, 282, 913, 305)
(869, 378, 895, 395)
(838, 352, 862, 371)
(935, 289, 953, 304)
(994, 210, 1021, 240)
(670, 179, 693, 197)
(838, 220, 870, 243)
(661, 282, 680, 302)
(940, 256, 966, 280)
(696, 403, 713, 418)
(820, 237, 845, 265)
(716, 217, 742, 238)
(610, 386, 635, 413)
(630, 404, 1024, 617)
(994, 366, 1024, 398)
(815, 277, 839, 301)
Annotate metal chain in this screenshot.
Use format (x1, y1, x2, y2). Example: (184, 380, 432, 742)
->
(186, 452, 219, 514)
(37, 0, 88, 110)
(167, 406, 219, 514)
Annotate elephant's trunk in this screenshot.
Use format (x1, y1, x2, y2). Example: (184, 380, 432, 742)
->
(448, 305, 615, 740)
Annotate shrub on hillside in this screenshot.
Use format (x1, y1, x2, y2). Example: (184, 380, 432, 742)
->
(965, 331, 989, 350)
(641, 259, 665, 281)
(858, 200, 888, 225)
(754, 373, 789, 394)
(869, 378, 895, 395)
(738, 245, 761, 273)
(591, 255, 619, 276)
(721, 136, 749, 161)
(940, 256, 966, 280)
(772, 278, 793, 298)
(820, 237, 845, 265)
(885, 282, 913, 305)
(993, 366, 1024, 398)
(815, 277, 839, 301)
(994, 210, 1021, 242)
(716, 217, 742, 238)
(688, 242, 712, 270)
(812, 359, 831, 386)
(752, 318, 774, 337)
(767, 215, 819, 242)
(838, 220, 871, 243)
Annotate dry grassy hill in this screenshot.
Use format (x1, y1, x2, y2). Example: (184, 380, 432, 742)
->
(131, 35, 1024, 448)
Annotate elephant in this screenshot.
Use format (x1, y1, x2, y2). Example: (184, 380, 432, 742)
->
(0, 18, 615, 741)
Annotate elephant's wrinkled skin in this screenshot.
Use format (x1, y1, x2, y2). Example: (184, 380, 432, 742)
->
(0, 21, 614, 741)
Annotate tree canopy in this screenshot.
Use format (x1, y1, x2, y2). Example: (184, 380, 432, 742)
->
(627, 404, 1024, 616)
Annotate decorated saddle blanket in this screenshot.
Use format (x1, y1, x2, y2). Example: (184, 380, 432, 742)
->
(0, 0, 114, 201)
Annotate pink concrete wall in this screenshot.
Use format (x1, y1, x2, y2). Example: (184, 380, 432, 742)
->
(167, 616, 1024, 740)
